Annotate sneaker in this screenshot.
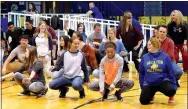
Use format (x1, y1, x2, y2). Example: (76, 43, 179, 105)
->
(114, 90, 123, 100)
(168, 96, 174, 103)
(36, 87, 49, 98)
(18, 90, 30, 96)
(42, 87, 48, 95)
(79, 88, 85, 99)
(102, 89, 110, 100)
(59, 87, 69, 98)
(176, 80, 180, 87)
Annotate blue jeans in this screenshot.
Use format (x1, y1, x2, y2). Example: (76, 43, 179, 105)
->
(172, 61, 183, 80)
(49, 76, 83, 91)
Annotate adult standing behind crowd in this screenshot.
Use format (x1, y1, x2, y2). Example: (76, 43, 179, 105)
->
(167, 10, 188, 73)
(118, 11, 142, 32)
(116, 11, 143, 72)
(86, 2, 103, 19)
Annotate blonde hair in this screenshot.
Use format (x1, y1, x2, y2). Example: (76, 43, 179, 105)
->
(35, 21, 51, 39)
(170, 10, 184, 26)
(120, 11, 133, 33)
(108, 28, 116, 35)
(108, 28, 116, 41)
(148, 37, 161, 50)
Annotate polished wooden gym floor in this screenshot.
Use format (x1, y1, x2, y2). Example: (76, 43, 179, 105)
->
(1, 71, 187, 109)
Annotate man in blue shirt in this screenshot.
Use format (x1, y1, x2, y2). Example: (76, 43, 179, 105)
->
(86, 2, 103, 19)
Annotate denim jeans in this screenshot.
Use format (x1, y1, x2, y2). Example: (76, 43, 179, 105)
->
(49, 76, 83, 91)
(172, 61, 183, 80)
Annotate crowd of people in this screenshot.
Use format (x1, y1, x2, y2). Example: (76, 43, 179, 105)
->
(1, 2, 188, 105)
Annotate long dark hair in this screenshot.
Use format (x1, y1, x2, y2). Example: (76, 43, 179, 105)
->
(60, 36, 69, 50)
(121, 11, 133, 34)
(28, 3, 37, 12)
(77, 23, 85, 32)
(25, 46, 38, 70)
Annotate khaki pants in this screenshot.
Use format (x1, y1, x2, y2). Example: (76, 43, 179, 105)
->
(6, 61, 23, 74)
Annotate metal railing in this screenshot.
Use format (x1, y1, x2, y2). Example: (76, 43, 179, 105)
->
(3, 12, 158, 74)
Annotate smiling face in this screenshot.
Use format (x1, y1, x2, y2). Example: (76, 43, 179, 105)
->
(39, 23, 46, 33)
(20, 38, 29, 48)
(70, 38, 80, 51)
(78, 24, 84, 32)
(171, 11, 177, 22)
(106, 47, 115, 59)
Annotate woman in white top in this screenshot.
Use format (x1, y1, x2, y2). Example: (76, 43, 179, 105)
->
(33, 21, 53, 77)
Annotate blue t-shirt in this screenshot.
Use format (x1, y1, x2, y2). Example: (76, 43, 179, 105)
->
(90, 7, 103, 19)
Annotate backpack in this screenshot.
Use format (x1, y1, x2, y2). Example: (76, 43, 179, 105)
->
(51, 15, 60, 30)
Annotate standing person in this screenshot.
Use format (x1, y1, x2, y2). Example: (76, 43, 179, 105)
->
(89, 42, 134, 100)
(157, 25, 183, 87)
(118, 11, 142, 32)
(139, 37, 177, 105)
(24, 20, 36, 45)
(86, 23, 107, 49)
(116, 11, 143, 72)
(167, 10, 188, 73)
(49, 36, 89, 99)
(6, 22, 23, 52)
(86, 2, 103, 19)
(33, 21, 53, 77)
(43, 20, 57, 61)
(13, 46, 48, 98)
(2, 35, 30, 80)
